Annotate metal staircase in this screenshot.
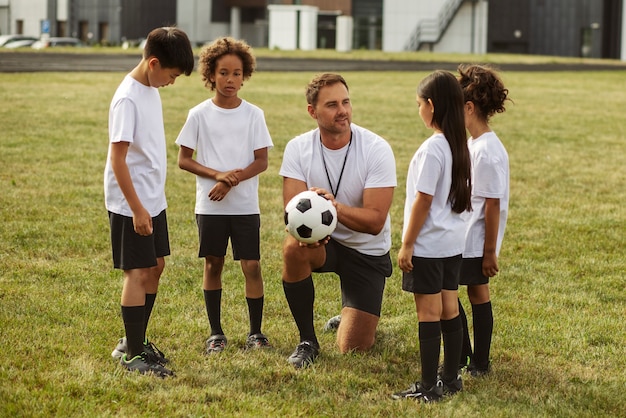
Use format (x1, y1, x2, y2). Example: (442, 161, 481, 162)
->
(404, 0, 464, 51)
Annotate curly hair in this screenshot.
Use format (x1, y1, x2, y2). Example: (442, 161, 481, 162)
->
(457, 64, 510, 122)
(198, 37, 256, 91)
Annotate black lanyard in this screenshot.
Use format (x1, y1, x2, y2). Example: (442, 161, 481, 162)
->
(320, 131, 352, 197)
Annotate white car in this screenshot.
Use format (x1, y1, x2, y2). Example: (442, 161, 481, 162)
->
(0, 34, 38, 47)
(31, 37, 83, 49)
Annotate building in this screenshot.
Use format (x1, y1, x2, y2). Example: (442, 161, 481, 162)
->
(0, 0, 624, 60)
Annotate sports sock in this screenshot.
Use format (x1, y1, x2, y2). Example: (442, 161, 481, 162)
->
(418, 321, 441, 389)
(246, 296, 264, 336)
(144, 293, 157, 340)
(458, 299, 473, 366)
(441, 315, 463, 381)
(204, 289, 224, 336)
(283, 276, 318, 346)
(121, 305, 145, 359)
(472, 301, 493, 370)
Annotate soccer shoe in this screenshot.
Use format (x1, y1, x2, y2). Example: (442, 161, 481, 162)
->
(287, 341, 319, 369)
(391, 380, 444, 403)
(111, 337, 127, 360)
(111, 337, 169, 365)
(323, 315, 341, 332)
(245, 333, 271, 350)
(440, 373, 463, 396)
(144, 339, 169, 365)
(205, 334, 227, 354)
(119, 353, 174, 378)
(467, 361, 491, 377)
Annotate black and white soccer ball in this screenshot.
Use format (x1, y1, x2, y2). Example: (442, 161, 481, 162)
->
(284, 190, 338, 244)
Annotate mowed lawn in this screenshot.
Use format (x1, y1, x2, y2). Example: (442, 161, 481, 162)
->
(0, 65, 624, 417)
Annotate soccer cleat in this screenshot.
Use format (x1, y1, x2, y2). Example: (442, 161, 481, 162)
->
(323, 315, 341, 332)
(440, 373, 463, 396)
(144, 339, 169, 365)
(111, 337, 127, 360)
(111, 337, 169, 365)
(391, 380, 444, 403)
(245, 333, 271, 350)
(119, 353, 174, 378)
(467, 361, 491, 377)
(287, 341, 319, 369)
(205, 334, 227, 354)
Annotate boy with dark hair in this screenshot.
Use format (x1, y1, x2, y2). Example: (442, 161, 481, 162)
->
(105, 27, 194, 377)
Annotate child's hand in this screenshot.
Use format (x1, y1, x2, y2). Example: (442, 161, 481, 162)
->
(132, 207, 153, 236)
(397, 245, 414, 273)
(216, 169, 242, 187)
(208, 181, 231, 201)
(482, 253, 499, 277)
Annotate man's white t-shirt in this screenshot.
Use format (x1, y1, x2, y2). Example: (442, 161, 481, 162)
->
(280, 123, 396, 256)
(462, 131, 509, 257)
(403, 132, 466, 258)
(104, 75, 167, 217)
(175, 99, 273, 215)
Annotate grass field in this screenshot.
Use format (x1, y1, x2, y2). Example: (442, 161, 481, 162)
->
(0, 61, 625, 417)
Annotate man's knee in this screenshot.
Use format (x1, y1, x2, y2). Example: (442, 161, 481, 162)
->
(336, 307, 378, 353)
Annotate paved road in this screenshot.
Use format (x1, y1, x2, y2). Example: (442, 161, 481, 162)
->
(1, 51, 626, 73)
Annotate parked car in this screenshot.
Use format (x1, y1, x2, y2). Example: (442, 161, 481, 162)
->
(4, 39, 37, 49)
(31, 37, 83, 49)
(0, 34, 39, 48)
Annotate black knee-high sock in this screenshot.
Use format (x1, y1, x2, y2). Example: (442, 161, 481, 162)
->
(204, 289, 224, 336)
(418, 321, 441, 389)
(144, 293, 157, 340)
(283, 276, 318, 346)
(472, 301, 493, 369)
(441, 315, 463, 381)
(458, 299, 473, 366)
(121, 305, 145, 359)
(246, 296, 264, 336)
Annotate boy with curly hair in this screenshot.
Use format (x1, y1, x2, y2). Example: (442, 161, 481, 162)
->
(176, 37, 273, 354)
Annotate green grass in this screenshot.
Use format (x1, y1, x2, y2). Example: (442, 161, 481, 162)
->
(0, 64, 625, 417)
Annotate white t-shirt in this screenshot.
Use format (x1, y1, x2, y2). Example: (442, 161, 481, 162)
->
(462, 131, 509, 257)
(280, 123, 397, 256)
(403, 132, 466, 258)
(175, 99, 273, 215)
(104, 75, 167, 217)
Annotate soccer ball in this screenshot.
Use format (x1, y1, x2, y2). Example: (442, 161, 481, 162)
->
(284, 191, 337, 244)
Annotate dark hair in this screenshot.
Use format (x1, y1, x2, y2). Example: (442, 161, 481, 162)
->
(457, 64, 510, 122)
(417, 70, 472, 213)
(305, 73, 349, 106)
(143, 27, 194, 76)
(198, 37, 256, 91)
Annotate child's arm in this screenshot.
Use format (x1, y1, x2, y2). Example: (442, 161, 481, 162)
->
(398, 191, 433, 273)
(109, 141, 153, 236)
(207, 147, 269, 202)
(177, 145, 242, 186)
(230, 147, 269, 182)
(482, 197, 500, 277)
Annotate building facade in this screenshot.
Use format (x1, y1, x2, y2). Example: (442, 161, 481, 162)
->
(1, 0, 624, 60)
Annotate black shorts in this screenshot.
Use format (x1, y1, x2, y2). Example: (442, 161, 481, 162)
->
(314, 239, 392, 317)
(196, 214, 260, 260)
(460, 257, 489, 285)
(402, 254, 462, 295)
(108, 210, 170, 270)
